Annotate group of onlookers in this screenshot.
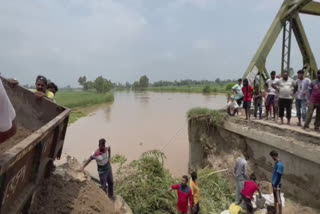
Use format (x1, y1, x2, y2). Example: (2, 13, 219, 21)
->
(0, 74, 58, 143)
(227, 69, 320, 131)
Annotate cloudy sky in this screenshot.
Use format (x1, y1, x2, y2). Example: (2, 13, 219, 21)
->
(0, 0, 319, 86)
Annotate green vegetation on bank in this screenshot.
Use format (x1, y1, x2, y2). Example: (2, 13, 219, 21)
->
(187, 108, 225, 126)
(112, 150, 233, 214)
(55, 91, 114, 123)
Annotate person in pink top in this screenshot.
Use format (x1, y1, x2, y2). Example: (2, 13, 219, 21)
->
(304, 70, 320, 131)
(170, 175, 193, 214)
(241, 174, 262, 214)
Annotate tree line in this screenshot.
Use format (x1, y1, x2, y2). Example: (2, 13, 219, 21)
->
(77, 75, 238, 92)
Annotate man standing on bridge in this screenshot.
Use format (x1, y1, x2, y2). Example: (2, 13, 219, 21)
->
(81, 138, 114, 199)
(266, 71, 278, 120)
(232, 79, 244, 106)
(304, 70, 320, 131)
(270, 151, 283, 214)
(295, 70, 311, 126)
(272, 71, 295, 125)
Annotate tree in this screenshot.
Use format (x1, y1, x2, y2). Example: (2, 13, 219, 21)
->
(132, 81, 141, 90)
(94, 76, 112, 93)
(139, 75, 149, 88)
(78, 76, 87, 86)
(84, 81, 94, 91)
(125, 82, 131, 89)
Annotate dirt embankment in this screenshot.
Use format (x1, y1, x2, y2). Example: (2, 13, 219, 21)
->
(30, 155, 132, 214)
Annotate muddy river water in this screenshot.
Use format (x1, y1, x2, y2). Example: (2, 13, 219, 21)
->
(64, 92, 226, 177)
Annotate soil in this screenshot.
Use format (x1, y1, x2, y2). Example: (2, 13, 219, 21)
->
(0, 124, 32, 154)
(30, 155, 131, 214)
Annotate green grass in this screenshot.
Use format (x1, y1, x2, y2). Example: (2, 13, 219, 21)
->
(55, 91, 114, 123)
(187, 107, 225, 126)
(197, 168, 234, 213)
(55, 91, 114, 109)
(148, 85, 228, 94)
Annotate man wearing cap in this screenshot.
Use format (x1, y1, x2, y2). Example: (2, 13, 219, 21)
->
(81, 138, 114, 199)
(295, 70, 311, 126)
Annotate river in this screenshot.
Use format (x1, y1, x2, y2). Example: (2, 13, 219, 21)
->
(63, 91, 226, 177)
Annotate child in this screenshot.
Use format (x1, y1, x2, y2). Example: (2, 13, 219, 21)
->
(273, 75, 281, 121)
(253, 84, 263, 119)
(227, 96, 239, 116)
(242, 79, 253, 120)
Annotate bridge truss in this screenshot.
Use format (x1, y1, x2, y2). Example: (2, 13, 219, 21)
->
(244, 0, 320, 85)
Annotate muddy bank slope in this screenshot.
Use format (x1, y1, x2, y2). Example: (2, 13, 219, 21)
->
(30, 155, 132, 214)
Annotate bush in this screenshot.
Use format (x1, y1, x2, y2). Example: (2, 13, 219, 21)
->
(225, 83, 235, 91)
(197, 168, 234, 213)
(202, 85, 211, 94)
(112, 151, 234, 214)
(112, 150, 178, 214)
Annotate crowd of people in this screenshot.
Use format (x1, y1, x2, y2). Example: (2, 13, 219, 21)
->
(234, 151, 283, 214)
(227, 69, 320, 131)
(169, 150, 282, 214)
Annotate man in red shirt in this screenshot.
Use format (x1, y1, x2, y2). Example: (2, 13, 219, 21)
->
(241, 174, 262, 214)
(242, 79, 253, 120)
(170, 175, 193, 214)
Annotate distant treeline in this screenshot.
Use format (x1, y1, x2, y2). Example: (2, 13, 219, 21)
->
(151, 78, 236, 87)
(21, 75, 237, 93)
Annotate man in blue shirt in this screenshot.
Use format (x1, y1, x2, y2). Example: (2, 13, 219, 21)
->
(270, 150, 283, 214)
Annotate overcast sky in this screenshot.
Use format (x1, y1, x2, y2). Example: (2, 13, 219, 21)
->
(0, 0, 319, 87)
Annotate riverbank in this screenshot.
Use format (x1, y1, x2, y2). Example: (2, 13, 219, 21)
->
(55, 91, 114, 123)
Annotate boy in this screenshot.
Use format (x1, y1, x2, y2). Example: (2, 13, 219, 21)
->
(227, 97, 239, 116)
(253, 84, 263, 119)
(242, 79, 253, 120)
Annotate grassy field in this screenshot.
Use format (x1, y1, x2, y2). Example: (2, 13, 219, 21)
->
(148, 84, 231, 94)
(55, 91, 114, 123)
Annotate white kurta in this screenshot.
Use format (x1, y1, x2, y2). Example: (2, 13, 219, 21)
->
(0, 78, 16, 132)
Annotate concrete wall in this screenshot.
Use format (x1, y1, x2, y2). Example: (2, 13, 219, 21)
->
(188, 116, 320, 209)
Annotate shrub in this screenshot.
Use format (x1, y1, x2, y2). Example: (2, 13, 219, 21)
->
(202, 85, 211, 94)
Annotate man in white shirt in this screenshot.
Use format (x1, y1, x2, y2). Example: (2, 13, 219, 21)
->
(265, 71, 279, 120)
(0, 78, 17, 143)
(227, 97, 239, 116)
(273, 71, 296, 125)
